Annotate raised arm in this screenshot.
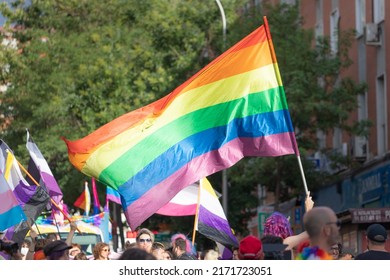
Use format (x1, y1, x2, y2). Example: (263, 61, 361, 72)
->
(65, 221, 78, 246)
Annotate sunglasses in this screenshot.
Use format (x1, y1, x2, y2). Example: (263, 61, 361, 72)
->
(139, 238, 152, 243)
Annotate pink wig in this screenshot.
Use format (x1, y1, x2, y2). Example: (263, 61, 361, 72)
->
(263, 212, 293, 239)
(171, 233, 196, 254)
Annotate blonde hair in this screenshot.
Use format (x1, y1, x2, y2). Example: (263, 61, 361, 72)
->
(136, 228, 155, 243)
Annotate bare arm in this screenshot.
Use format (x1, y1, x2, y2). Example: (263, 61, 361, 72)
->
(283, 231, 309, 251)
(25, 230, 37, 260)
(283, 192, 313, 251)
(65, 221, 77, 246)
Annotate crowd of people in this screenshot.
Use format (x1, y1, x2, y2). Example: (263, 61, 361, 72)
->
(1, 193, 390, 260)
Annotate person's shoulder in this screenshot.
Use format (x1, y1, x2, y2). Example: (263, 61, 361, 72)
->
(355, 250, 390, 260)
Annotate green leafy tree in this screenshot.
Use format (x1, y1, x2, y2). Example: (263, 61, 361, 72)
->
(0, 0, 242, 223)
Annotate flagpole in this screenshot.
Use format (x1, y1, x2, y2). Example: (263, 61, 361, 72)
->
(192, 181, 202, 246)
(296, 156, 309, 195)
(263, 16, 309, 196)
(16, 159, 81, 233)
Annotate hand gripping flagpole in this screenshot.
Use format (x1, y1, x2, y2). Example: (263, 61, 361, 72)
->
(263, 16, 309, 196)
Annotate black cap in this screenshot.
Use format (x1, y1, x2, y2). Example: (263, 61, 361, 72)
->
(43, 240, 72, 256)
(367, 224, 387, 243)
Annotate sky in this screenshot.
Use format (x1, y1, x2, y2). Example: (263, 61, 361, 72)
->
(0, 0, 32, 26)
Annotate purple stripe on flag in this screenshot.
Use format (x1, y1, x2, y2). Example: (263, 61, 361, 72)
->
(41, 172, 62, 196)
(13, 181, 36, 207)
(198, 205, 236, 240)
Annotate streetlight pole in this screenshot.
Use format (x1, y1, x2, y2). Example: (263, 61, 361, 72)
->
(215, 0, 228, 215)
(215, 0, 227, 50)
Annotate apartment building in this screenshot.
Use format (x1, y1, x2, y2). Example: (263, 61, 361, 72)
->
(297, 0, 390, 255)
(246, 0, 390, 254)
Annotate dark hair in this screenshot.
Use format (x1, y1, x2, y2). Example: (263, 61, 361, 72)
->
(119, 248, 156, 260)
(46, 250, 68, 260)
(0, 240, 19, 255)
(261, 235, 288, 260)
(164, 249, 173, 259)
(261, 235, 284, 244)
(74, 251, 88, 260)
(173, 238, 187, 251)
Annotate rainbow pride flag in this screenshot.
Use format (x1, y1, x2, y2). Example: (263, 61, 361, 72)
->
(63, 18, 299, 229)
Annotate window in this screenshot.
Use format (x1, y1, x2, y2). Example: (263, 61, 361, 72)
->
(315, 0, 324, 38)
(373, 0, 385, 23)
(355, 0, 365, 37)
(376, 75, 387, 155)
(330, 8, 340, 54)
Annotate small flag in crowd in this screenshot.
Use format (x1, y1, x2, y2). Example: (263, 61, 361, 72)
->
(74, 181, 91, 216)
(195, 178, 238, 249)
(26, 130, 63, 204)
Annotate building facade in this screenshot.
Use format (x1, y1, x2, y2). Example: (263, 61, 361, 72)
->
(300, 0, 390, 254)
(245, 0, 390, 254)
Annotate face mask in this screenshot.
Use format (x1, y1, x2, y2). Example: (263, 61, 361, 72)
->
(21, 247, 29, 256)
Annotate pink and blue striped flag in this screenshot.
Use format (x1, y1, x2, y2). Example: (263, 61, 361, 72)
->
(106, 185, 121, 205)
(63, 18, 299, 229)
(0, 170, 26, 231)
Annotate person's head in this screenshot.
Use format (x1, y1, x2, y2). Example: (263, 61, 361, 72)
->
(171, 233, 195, 254)
(329, 243, 342, 260)
(172, 237, 187, 258)
(151, 242, 165, 260)
(339, 253, 354, 260)
(232, 247, 239, 260)
(43, 240, 72, 260)
(366, 223, 388, 249)
(0, 240, 21, 260)
(93, 242, 110, 260)
(136, 228, 154, 253)
(46, 233, 60, 242)
(163, 249, 173, 260)
(261, 234, 288, 260)
(238, 235, 264, 260)
(264, 212, 293, 239)
(74, 251, 88, 260)
(119, 248, 156, 260)
(203, 249, 219, 260)
(20, 239, 31, 259)
(69, 243, 82, 257)
(125, 240, 137, 250)
(303, 206, 340, 250)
